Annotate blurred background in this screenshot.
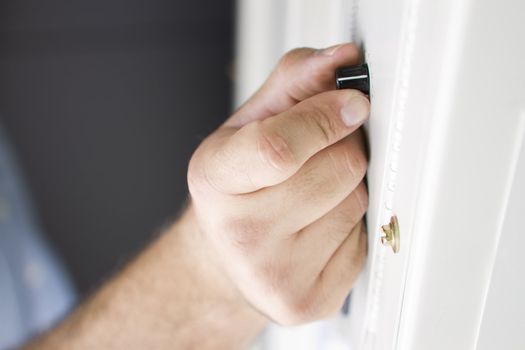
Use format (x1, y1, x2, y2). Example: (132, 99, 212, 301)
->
(0, 0, 234, 295)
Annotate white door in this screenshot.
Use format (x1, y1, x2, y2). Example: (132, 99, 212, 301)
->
(235, 1, 525, 349)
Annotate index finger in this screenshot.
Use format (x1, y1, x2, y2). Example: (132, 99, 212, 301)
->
(196, 89, 370, 194)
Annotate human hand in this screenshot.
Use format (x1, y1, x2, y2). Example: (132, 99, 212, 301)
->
(186, 43, 369, 325)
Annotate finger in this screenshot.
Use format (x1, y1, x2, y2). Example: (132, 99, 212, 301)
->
(242, 131, 367, 234)
(227, 43, 361, 127)
(312, 221, 367, 319)
(291, 182, 368, 281)
(200, 90, 369, 194)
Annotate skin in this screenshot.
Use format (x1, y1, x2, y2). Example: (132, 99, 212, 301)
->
(23, 43, 370, 350)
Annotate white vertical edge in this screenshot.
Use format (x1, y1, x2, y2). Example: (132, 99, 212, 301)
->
(234, 0, 285, 108)
(234, 0, 353, 109)
(393, 0, 522, 347)
(284, 0, 351, 50)
(473, 112, 525, 349)
(356, 0, 422, 347)
(396, 0, 470, 344)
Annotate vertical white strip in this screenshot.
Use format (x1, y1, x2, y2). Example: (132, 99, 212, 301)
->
(473, 111, 525, 349)
(234, 0, 285, 107)
(360, 0, 421, 346)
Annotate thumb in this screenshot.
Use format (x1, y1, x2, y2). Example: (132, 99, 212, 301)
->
(227, 43, 361, 127)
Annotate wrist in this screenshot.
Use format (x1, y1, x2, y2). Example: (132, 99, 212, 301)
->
(166, 203, 268, 347)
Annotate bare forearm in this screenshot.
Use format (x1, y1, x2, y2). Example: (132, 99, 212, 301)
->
(22, 42, 368, 349)
(24, 208, 267, 350)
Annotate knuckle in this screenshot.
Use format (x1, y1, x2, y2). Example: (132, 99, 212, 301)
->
(277, 48, 309, 72)
(274, 293, 319, 326)
(312, 287, 342, 320)
(346, 246, 367, 282)
(187, 151, 208, 196)
(340, 146, 368, 180)
(326, 228, 348, 247)
(344, 225, 368, 269)
(303, 104, 340, 147)
(253, 121, 297, 173)
(308, 59, 334, 85)
(252, 262, 322, 326)
(187, 152, 222, 197)
(355, 229, 368, 264)
(222, 216, 270, 254)
(325, 145, 367, 188)
(326, 148, 348, 186)
(257, 260, 292, 296)
(354, 184, 369, 212)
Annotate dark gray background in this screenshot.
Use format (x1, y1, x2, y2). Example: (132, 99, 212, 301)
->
(0, 0, 233, 295)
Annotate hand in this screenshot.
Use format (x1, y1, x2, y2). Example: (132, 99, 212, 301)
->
(186, 43, 369, 325)
(23, 43, 370, 350)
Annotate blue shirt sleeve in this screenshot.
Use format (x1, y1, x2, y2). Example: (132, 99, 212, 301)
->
(0, 124, 76, 349)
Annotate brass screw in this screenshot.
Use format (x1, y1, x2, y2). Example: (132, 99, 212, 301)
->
(380, 215, 400, 253)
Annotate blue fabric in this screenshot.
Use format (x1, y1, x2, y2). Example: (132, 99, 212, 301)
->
(0, 125, 75, 349)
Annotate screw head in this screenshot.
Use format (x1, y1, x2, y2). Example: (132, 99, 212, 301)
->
(380, 215, 400, 253)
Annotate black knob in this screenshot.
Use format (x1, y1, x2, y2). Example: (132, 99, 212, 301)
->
(335, 63, 370, 94)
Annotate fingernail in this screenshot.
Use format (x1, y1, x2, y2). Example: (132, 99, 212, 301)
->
(340, 95, 370, 127)
(316, 43, 345, 56)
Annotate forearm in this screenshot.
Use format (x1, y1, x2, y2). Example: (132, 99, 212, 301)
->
(22, 42, 368, 349)
(24, 207, 267, 350)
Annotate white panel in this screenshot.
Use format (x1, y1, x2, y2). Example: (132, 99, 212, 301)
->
(477, 114, 525, 349)
(395, 0, 525, 348)
(347, 0, 414, 346)
(236, 0, 525, 349)
(283, 0, 350, 50)
(349, 0, 525, 348)
(234, 0, 351, 107)
(234, 0, 285, 106)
